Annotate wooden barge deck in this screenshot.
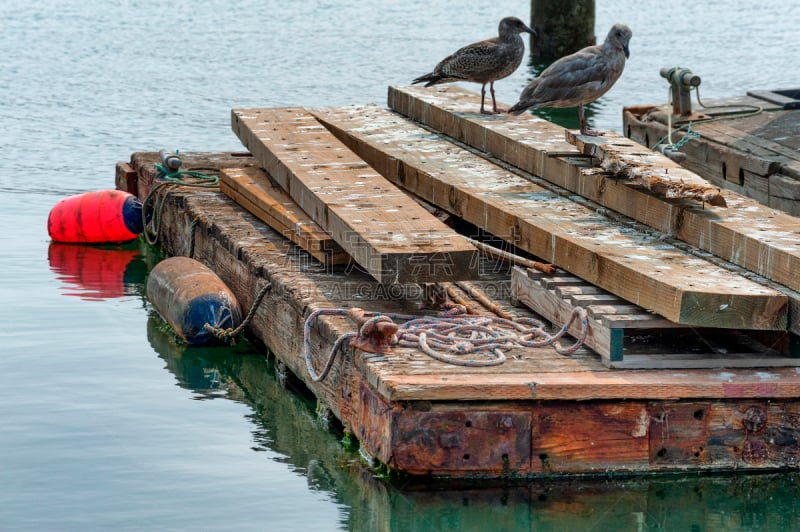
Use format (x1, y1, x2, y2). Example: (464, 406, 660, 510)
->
(623, 89, 800, 217)
(118, 86, 800, 479)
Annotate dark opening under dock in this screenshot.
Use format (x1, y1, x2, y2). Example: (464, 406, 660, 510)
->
(118, 85, 800, 479)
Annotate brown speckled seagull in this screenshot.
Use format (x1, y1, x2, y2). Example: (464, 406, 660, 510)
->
(413, 16, 536, 114)
(508, 23, 633, 136)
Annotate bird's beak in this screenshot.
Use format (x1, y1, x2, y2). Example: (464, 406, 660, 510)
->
(527, 27, 537, 38)
(623, 44, 630, 58)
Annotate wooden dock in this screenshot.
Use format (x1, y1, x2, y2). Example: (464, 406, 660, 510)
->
(118, 85, 800, 479)
(623, 91, 800, 217)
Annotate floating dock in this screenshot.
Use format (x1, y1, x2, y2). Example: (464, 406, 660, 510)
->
(118, 85, 800, 479)
(623, 88, 800, 216)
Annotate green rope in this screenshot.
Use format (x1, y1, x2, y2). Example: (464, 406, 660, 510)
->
(152, 163, 220, 187)
(141, 158, 220, 247)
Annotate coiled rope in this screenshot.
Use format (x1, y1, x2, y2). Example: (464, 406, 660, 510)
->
(303, 306, 588, 382)
(141, 159, 219, 248)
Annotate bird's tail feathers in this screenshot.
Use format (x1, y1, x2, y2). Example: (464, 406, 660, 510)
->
(412, 73, 442, 86)
(507, 100, 537, 115)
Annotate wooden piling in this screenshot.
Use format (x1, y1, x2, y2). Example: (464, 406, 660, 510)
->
(530, 0, 595, 62)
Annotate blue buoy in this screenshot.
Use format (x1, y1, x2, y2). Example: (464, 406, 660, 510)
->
(146, 256, 243, 345)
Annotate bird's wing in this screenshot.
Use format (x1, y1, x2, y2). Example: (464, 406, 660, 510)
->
(524, 48, 614, 107)
(435, 38, 504, 80)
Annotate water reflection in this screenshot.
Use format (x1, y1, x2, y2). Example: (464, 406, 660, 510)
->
(144, 312, 800, 530)
(146, 312, 256, 400)
(48, 239, 161, 300)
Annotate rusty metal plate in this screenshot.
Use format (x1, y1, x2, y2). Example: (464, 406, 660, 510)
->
(390, 409, 532, 475)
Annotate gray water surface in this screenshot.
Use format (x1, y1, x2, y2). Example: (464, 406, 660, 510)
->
(2, 0, 799, 530)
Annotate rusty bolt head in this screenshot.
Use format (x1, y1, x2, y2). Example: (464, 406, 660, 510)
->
(742, 406, 767, 433)
(742, 438, 768, 464)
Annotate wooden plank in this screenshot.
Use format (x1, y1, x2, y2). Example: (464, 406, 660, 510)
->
(553, 285, 605, 298)
(391, 407, 532, 474)
(607, 353, 800, 370)
(597, 313, 676, 329)
(697, 120, 800, 163)
(372, 369, 800, 402)
(231, 107, 479, 284)
(313, 104, 788, 330)
(511, 267, 619, 361)
(538, 276, 590, 289)
(219, 167, 350, 265)
(640, 108, 780, 176)
(769, 173, 800, 203)
(387, 85, 800, 302)
(571, 126, 775, 208)
(509, 266, 791, 368)
(227, 168, 343, 251)
(782, 161, 800, 180)
(569, 293, 626, 307)
(115, 161, 137, 195)
(531, 402, 650, 473)
(220, 167, 342, 251)
(586, 304, 651, 319)
(565, 130, 727, 206)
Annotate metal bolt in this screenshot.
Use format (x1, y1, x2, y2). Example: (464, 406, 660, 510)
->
(742, 406, 767, 433)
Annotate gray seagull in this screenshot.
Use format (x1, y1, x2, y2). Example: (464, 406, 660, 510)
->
(508, 23, 633, 136)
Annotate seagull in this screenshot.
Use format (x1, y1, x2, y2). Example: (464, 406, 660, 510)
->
(508, 23, 632, 136)
(412, 16, 536, 114)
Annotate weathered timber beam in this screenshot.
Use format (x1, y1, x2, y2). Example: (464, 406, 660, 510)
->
(373, 371, 800, 402)
(219, 167, 350, 265)
(565, 131, 726, 206)
(231, 107, 479, 284)
(387, 85, 800, 298)
(312, 104, 788, 331)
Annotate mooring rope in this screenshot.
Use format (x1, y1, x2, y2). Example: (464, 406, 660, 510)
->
(303, 305, 589, 382)
(204, 281, 273, 345)
(141, 160, 219, 247)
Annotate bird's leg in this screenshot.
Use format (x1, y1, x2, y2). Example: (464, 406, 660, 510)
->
(480, 83, 491, 114)
(579, 104, 603, 136)
(490, 82, 506, 113)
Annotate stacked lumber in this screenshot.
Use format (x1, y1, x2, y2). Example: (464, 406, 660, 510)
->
(219, 167, 349, 266)
(312, 104, 788, 332)
(212, 86, 798, 367)
(386, 86, 800, 284)
(229, 107, 479, 284)
(383, 84, 800, 336)
(510, 266, 794, 368)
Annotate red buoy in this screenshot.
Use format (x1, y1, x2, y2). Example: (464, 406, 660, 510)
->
(48, 190, 143, 244)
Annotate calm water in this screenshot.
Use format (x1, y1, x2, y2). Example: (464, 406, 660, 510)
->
(2, 0, 799, 530)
